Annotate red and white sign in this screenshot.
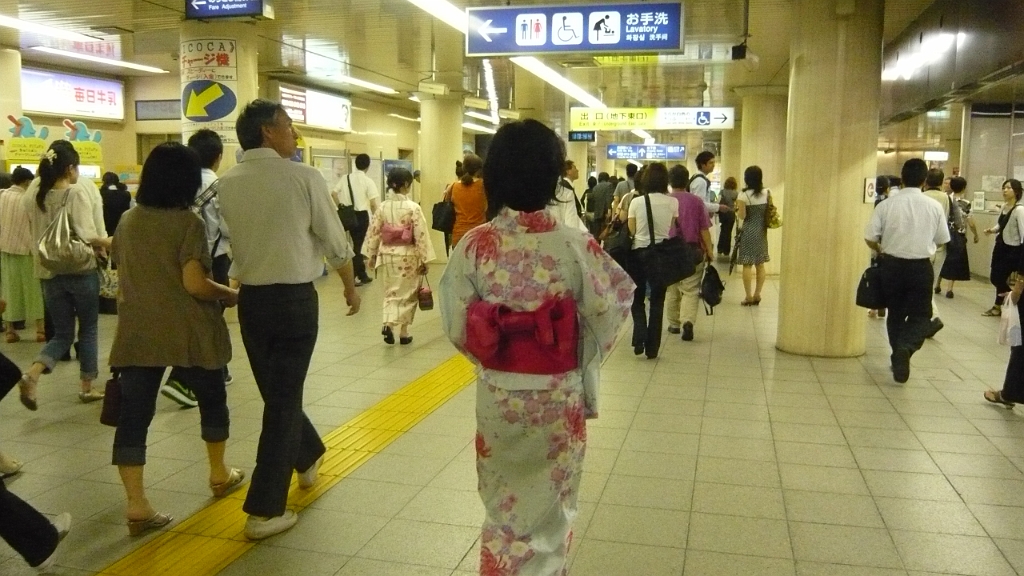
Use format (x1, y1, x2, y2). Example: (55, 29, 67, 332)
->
(21, 68, 124, 121)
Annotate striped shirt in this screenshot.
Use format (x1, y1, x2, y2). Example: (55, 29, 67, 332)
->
(0, 185, 36, 255)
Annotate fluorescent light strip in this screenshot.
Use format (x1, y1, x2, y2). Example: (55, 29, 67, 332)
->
(388, 113, 421, 123)
(628, 160, 644, 167)
(0, 14, 97, 42)
(482, 59, 500, 124)
(632, 129, 654, 140)
(408, 95, 421, 103)
(405, 0, 467, 33)
(31, 46, 168, 73)
(337, 74, 398, 95)
(465, 110, 499, 124)
(462, 122, 497, 134)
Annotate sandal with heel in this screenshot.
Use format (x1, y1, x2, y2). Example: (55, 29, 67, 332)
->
(127, 512, 172, 537)
(210, 468, 246, 498)
(984, 390, 1016, 409)
(18, 374, 37, 411)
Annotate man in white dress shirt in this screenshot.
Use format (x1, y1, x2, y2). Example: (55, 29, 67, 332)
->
(554, 160, 588, 232)
(865, 158, 950, 383)
(332, 153, 380, 286)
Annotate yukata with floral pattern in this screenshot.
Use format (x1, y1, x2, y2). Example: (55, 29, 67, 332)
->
(440, 207, 634, 576)
(363, 193, 436, 329)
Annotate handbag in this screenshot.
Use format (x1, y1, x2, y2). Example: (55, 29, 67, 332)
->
(463, 297, 579, 375)
(100, 374, 121, 427)
(701, 264, 725, 314)
(765, 190, 782, 229)
(337, 175, 359, 231)
(431, 183, 456, 233)
(998, 293, 1022, 347)
(98, 256, 118, 299)
(38, 189, 96, 275)
(635, 194, 698, 287)
(417, 276, 434, 311)
(856, 262, 886, 309)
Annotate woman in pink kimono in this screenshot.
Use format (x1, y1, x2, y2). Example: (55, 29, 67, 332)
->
(364, 168, 436, 345)
(440, 120, 634, 576)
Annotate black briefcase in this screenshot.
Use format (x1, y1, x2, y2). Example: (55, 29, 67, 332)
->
(856, 264, 885, 309)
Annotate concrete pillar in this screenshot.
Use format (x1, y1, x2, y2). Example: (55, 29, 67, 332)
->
(420, 95, 464, 263)
(686, 131, 704, 173)
(739, 90, 788, 275)
(514, 67, 546, 122)
(719, 119, 743, 188)
(776, 0, 884, 357)
(0, 49, 21, 126)
(567, 141, 589, 197)
(595, 132, 614, 176)
(179, 21, 260, 170)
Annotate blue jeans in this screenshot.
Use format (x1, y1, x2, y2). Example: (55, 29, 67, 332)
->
(38, 273, 99, 380)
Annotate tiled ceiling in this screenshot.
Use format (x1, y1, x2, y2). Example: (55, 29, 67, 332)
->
(0, 0, 938, 131)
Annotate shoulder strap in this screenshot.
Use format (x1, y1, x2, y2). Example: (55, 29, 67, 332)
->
(192, 179, 220, 210)
(643, 193, 656, 248)
(346, 175, 355, 206)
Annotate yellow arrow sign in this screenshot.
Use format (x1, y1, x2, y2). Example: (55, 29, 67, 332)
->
(186, 83, 224, 117)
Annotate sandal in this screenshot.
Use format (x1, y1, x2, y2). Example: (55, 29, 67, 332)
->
(4, 332, 18, 343)
(0, 453, 23, 478)
(399, 336, 413, 345)
(210, 468, 246, 498)
(127, 512, 173, 537)
(984, 389, 1016, 409)
(383, 326, 395, 345)
(35, 331, 46, 343)
(78, 389, 105, 403)
(18, 374, 37, 411)
(983, 306, 1002, 317)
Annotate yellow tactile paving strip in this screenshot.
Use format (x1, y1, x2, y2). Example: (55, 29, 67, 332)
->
(98, 354, 476, 576)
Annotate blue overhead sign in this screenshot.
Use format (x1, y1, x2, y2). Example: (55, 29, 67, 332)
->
(185, 0, 274, 20)
(607, 144, 686, 161)
(466, 2, 684, 57)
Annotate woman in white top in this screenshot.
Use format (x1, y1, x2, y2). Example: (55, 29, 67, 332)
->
(983, 179, 1024, 316)
(627, 163, 679, 359)
(735, 166, 771, 306)
(19, 141, 111, 409)
(363, 168, 436, 345)
(0, 167, 45, 343)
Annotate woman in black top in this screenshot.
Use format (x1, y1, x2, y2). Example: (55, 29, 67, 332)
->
(100, 172, 131, 236)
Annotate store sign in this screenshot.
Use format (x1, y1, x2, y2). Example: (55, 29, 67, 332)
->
(21, 68, 124, 121)
(607, 144, 685, 160)
(568, 130, 596, 142)
(180, 38, 240, 144)
(278, 84, 351, 133)
(185, 0, 274, 20)
(570, 106, 734, 131)
(466, 2, 684, 57)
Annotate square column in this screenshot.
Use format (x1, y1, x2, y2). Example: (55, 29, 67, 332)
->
(419, 95, 464, 262)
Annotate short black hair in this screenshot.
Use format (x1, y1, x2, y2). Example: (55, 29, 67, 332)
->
(744, 165, 764, 196)
(387, 167, 414, 191)
(901, 159, 928, 188)
(483, 119, 563, 215)
(949, 176, 967, 193)
(696, 151, 716, 170)
(925, 168, 945, 189)
(236, 99, 286, 151)
(136, 142, 202, 210)
(11, 167, 33, 186)
(669, 164, 690, 189)
(876, 175, 890, 193)
(587, 176, 597, 189)
(642, 163, 669, 194)
(1004, 179, 1023, 202)
(598, 172, 610, 182)
(564, 160, 576, 175)
(355, 154, 371, 171)
(187, 129, 224, 169)
(625, 163, 638, 178)
(102, 172, 119, 186)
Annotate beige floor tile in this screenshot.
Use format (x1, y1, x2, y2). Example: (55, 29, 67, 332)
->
(795, 562, 908, 576)
(691, 482, 786, 519)
(308, 478, 422, 518)
(268, 508, 389, 556)
(768, 406, 839, 426)
(778, 464, 870, 495)
(611, 450, 697, 480)
(834, 410, 910, 430)
(586, 426, 628, 450)
(827, 396, 897, 414)
(637, 397, 704, 416)
(875, 497, 986, 535)
(396, 487, 484, 527)
(948, 476, 1024, 507)
(582, 447, 620, 475)
(701, 417, 774, 439)
(622, 429, 700, 455)
(334, 558, 452, 576)
(683, 550, 796, 576)
(645, 384, 708, 401)
(699, 435, 776, 461)
(631, 412, 703, 434)
(569, 540, 686, 576)
(775, 442, 858, 468)
(789, 522, 901, 568)
(687, 512, 792, 559)
(578, 471, 608, 503)
(695, 456, 781, 488)
(901, 415, 982, 435)
(771, 423, 848, 446)
(585, 504, 688, 548)
(913, 431, 1000, 455)
(861, 470, 962, 502)
(967, 503, 1024, 539)
(703, 402, 771, 422)
(356, 518, 478, 569)
(784, 490, 884, 527)
(600, 474, 693, 511)
(843, 428, 925, 450)
(993, 538, 1024, 575)
(889, 530, 1015, 575)
(217, 546, 349, 576)
(930, 452, 1024, 480)
(849, 447, 940, 474)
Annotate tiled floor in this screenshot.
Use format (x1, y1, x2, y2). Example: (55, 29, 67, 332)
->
(2, 265, 1024, 576)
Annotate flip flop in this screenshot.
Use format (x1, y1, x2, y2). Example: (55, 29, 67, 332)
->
(984, 390, 1015, 409)
(210, 468, 246, 498)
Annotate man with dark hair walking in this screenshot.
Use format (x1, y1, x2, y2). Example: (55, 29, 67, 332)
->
(332, 153, 380, 286)
(218, 100, 361, 539)
(865, 158, 949, 383)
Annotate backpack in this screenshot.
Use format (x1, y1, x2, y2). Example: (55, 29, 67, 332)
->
(701, 264, 725, 315)
(689, 173, 711, 194)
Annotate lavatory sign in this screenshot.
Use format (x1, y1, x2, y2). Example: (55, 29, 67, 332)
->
(180, 38, 239, 144)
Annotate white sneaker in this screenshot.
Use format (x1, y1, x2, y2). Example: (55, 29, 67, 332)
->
(298, 457, 323, 490)
(36, 513, 71, 572)
(244, 511, 297, 540)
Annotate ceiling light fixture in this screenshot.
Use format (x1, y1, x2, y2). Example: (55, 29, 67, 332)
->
(462, 122, 497, 134)
(30, 46, 168, 73)
(628, 160, 644, 167)
(465, 110, 499, 124)
(337, 74, 398, 95)
(388, 113, 421, 122)
(404, 0, 467, 33)
(482, 58, 500, 125)
(0, 14, 97, 42)
(408, 95, 421, 103)
(633, 129, 654, 141)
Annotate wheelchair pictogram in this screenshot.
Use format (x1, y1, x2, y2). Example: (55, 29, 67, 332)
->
(552, 13, 584, 46)
(696, 111, 711, 126)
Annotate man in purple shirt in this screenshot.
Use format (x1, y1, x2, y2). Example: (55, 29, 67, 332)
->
(666, 165, 714, 341)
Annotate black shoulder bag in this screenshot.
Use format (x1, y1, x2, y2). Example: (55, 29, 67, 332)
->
(636, 193, 697, 287)
(431, 183, 456, 234)
(338, 175, 359, 231)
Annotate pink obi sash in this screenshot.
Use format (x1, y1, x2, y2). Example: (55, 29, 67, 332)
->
(381, 223, 414, 245)
(464, 297, 579, 375)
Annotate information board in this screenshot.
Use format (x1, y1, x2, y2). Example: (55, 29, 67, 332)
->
(185, 0, 274, 20)
(466, 2, 684, 57)
(607, 144, 685, 160)
(570, 106, 735, 131)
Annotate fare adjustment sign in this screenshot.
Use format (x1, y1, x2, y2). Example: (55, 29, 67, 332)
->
(570, 107, 735, 131)
(466, 2, 684, 57)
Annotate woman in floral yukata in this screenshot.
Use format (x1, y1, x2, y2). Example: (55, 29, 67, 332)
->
(440, 119, 635, 576)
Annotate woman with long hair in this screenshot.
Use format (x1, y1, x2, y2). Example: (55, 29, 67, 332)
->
(363, 167, 436, 345)
(450, 154, 487, 248)
(20, 141, 111, 408)
(109, 142, 244, 536)
(735, 166, 771, 305)
(982, 179, 1024, 316)
(440, 120, 633, 574)
(0, 167, 45, 343)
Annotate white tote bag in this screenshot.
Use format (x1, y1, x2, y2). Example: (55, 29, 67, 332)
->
(998, 293, 1022, 347)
